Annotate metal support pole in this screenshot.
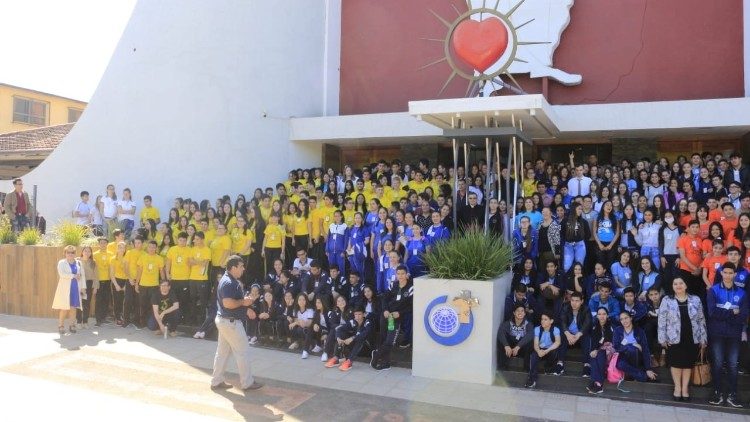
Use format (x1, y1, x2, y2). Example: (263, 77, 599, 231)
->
(484, 136, 491, 235)
(495, 141, 501, 202)
(519, 119, 525, 187)
(463, 143, 469, 206)
(452, 138, 458, 229)
(32, 184, 38, 230)
(511, 136, 518, 236)
(451, 116, 458, 229)
(505, 141, 512, 242)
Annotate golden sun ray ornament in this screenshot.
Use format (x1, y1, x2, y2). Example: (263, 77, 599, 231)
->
(421, 0, 551, 96)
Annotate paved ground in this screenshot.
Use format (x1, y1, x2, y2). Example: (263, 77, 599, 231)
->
(0, 315, 747, 422)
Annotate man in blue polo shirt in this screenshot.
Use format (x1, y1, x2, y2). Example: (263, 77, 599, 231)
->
(210, 255, 263, 391)
(707, 263, 748, 408)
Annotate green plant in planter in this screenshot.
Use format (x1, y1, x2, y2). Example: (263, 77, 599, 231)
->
(17, 227, 42, 246)
(50, 220, 92, 247)
(0, 215, 16, 244)
(423, 225, 514, 280)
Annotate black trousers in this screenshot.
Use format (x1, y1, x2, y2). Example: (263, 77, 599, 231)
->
(189, 280, 209, 325)
(123, 281, 138, 326)
(497, 338, 531, 370)
(95, 280, 112, 324)
(264, 248, 282, 276)
(291, 326, 314, 352)
(138, 286, 157, 327)
(374, 319, 401, 365)
(173, 281, 191, 324)
(113, 278, 127, 323)
(76, 279, 94, 324)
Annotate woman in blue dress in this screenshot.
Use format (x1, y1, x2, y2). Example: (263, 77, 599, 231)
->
(402, 224, 427, 278)
(52, 245, 86, 335)
(425, 211, 451, 249)
(346, 212, 368, 277)
(374, 217, 398, 293)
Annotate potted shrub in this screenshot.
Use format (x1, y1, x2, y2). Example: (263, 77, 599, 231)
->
(413, 226, 513, 385)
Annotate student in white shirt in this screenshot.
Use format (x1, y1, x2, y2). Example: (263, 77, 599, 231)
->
(117, 188, 136, 238)
(73, 191, 92, 226)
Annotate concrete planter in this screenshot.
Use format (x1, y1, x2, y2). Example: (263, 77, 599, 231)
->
(412, 272, 512, 385)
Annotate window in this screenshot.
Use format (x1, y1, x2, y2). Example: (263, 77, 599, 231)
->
(13, 97, 48, 125)
(68, 108, 83, 123)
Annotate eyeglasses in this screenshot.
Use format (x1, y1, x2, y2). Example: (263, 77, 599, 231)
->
(66, 252, 75, 255)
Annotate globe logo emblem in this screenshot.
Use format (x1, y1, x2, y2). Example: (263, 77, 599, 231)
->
(424, 292, 478, 346)
(429, 305, 461, 338)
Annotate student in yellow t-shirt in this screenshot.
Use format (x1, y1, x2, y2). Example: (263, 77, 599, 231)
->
(93, 237, 112, 327)
(231, 216, 254, 259)
(258, 196, 272, 223)
(320, 194, 337, 237)
(109, 241, 129, 325)
(123, 236, 144, 327)
(198, 219, 214, 244)
(188, 232, 211, 326)
(107, 229, 126, 255)
(166, 232, 191, 322)
(289, 198, 310, 259)
(283, 203, 297, 266)
(262, 214, 285, 275)
(342, 197, 356, 227)
(137, 240, 165, 329)
(209, 223, 232, 282)
(407, 171, 430, 194)
(140, 195, 161, 225)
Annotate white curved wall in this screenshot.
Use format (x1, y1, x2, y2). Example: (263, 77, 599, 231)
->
(14, 0, 332, 223)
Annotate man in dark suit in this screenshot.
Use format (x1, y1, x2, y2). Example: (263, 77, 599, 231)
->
(723, 153, 750, 191)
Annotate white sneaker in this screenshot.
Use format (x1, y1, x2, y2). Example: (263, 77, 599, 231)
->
(311, 345, 323, 353)
(301, 350, 309, 359)
(288, 341, 299, 350)
(193, 331, 205, 339)
(321, 352, 328, 362)
(249, 336, 258, 345)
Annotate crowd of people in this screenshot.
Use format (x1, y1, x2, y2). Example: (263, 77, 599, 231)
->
(46, 149, 750, 406)
(501, 151, 749, 407)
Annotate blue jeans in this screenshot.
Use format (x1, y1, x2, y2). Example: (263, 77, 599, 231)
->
(616, 345, 648, 382)
(120, 219, 135, 238)
(11, 214, 29, 232)
(563, 241, 586, 272)
(640, 246, 660, 270)
(710, 336, 740, 395)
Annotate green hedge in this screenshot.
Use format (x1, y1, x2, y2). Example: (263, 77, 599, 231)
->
(423, 225, 514, 280)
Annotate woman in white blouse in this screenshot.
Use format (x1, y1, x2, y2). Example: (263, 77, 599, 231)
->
(52, 245, 87, 335)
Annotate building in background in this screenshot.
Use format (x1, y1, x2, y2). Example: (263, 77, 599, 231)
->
(0, 83, 86, 134)
(0, 83, 85, 180)
(5, 0, 750, 223)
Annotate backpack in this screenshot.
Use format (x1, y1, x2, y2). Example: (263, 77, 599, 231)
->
(537, 327, 556, 349)
(607, 352, 625, 383)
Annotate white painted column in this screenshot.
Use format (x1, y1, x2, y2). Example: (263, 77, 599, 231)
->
(323, 0, 341, 116)
(745, 0, 750, 96)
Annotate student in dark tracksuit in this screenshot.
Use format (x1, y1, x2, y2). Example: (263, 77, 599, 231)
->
(322, 295, 351, 363)
(326, 307, 372, 371)
(497, 304, 534, 370)
(586, 307, 615, 394)
(371, 265, 413, 371)
(256, 291, 284, 341)
(556, 292, 592, 376)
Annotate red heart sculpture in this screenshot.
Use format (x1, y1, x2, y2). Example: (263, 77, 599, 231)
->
(451, 17, 508, 72)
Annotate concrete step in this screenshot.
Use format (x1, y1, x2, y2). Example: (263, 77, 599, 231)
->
(497, 367, 749, 415)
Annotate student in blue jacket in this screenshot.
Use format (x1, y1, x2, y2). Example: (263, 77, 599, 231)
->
(512, 216, 538, 266)
(504, 283, 539, 323)
(707, 262, 748, 408)
(325, 210, 347, 276)
(425, 211, 450, 248)
(326, 307, 372, 372)
(588, 282, 621, 324)
(524, 311, 561, 389)
(621, 287, 647, 326)
(401, 225, 427, 278)
(346, 213, 368, 277)
(536, 260, 564, 320)
(613, 311, 657, 383)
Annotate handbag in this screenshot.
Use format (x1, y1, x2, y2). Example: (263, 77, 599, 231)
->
(691, 348, 711, 386)
(607, 352, 625, 383)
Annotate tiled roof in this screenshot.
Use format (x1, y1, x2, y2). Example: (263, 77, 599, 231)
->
(0, 123, 74, 152)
